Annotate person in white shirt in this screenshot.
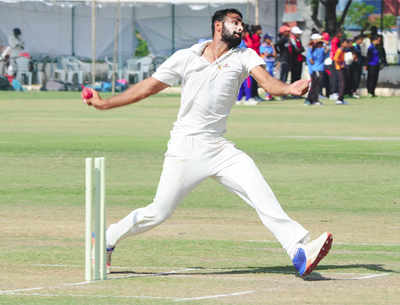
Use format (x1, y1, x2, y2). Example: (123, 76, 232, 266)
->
(8, 28, 24, 74)
(84, 8, 333, 277)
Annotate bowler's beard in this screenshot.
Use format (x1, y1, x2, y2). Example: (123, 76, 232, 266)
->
(221, 23, 242, 49)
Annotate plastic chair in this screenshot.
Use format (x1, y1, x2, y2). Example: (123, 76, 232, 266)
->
(136, 56, 154, 81)
(105, 57, 124, 81)
(54, 57, 68, 82)
(15, 56, 32, 86)
(67, 57, 84, 84)
(124, 58, 140, 83)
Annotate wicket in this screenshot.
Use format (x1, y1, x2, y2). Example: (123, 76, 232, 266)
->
(85, 157, 106, 281)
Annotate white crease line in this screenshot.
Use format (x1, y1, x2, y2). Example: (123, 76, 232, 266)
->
(175, 290, 256, 301)
(274, 136, 400, 141)
(349, 273, 390, 280)
(4, 290, 256, 302)
(11, 292, 175, 300)
(0, 268, 195, 295)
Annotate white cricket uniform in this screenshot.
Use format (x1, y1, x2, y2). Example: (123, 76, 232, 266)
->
(107, 41, 309, 258)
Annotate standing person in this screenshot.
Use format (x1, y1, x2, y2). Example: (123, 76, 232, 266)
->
(250, 25, 264, 101)
(305, 33, 329, 106)
(370, 26, 387, 69)
(333, 39, 351, 105)
(366, 35, 381, 97)
(8, 28, 24, 75)
(83, 8, 333, 277)
(350, 35, 364, 98)
(236, 24, 258, 105)
(289, 26, 305, 84)
(275, 25, 292, 99)
(328, 30, 343, 100)
(259, 33, 276, 100)
(237, 24, 257, 105)
(321, 32, 331, 98)
(343, 39, 354, 97)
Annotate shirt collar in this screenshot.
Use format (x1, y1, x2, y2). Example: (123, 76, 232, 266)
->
(189, 40, 239, 63)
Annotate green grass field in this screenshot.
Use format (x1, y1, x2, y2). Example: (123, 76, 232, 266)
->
(0, 91, 399, 305)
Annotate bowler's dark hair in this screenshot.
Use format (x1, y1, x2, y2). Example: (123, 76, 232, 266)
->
(211, 8, 243, 37)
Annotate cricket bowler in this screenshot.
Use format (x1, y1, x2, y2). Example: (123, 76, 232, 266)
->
(83, 8, 333, 277)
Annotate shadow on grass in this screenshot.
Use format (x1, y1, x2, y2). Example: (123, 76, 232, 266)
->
(110, 264, 397, 282)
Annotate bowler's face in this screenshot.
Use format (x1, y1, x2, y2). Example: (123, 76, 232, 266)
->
(223, 13, 244, 39)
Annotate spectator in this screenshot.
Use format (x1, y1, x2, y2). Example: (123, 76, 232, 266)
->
(370, 26, 387, 68)
(328, 30, 343, 100)
(333, 39, 351, 105)
(249, 25, 264, 101)
(343, 39, 354, 97)
(275, 25, 292, 97)
(237, 24, 257, 105)
(289, 26, 305, 84)
(321, 31, 331, 97)
(8, 28, 24, 75)
(366, 35, 381, 97)
(305, 33, 329, 106)
(259, 33, 276, 100)
(349, 35, 364, 98)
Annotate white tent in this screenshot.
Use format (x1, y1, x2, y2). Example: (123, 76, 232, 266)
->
(0, 0, 266, 61)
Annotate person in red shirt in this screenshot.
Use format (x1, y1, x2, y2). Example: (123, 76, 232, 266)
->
(249, 25, 264, 101)
(251, 25, 262, 55)
(327, 30, 343, 99)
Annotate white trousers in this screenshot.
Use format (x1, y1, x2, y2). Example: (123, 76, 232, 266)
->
(107, 135, 309, 258)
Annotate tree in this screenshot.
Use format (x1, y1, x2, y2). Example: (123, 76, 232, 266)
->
(345, 2, 375, 32)
(134, 31, 150, 58)
(308, 0, 353, 35)
(346, 2, 396, 33)
(371, 14, 397, 31)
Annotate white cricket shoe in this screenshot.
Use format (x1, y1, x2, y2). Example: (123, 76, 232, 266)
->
(243, 98, 259, 106)
(329, 93, 338, 100)
(292, 232, 333, 276)
(106, 247, 115, 274)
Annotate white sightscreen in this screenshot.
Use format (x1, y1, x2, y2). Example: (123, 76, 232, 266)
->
(134, 2, 254, 56)
(0, 1, 136, 60)
(0, 0, 284, 58)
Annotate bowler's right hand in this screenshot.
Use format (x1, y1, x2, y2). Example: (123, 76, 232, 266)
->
(84, 89, 107, 110)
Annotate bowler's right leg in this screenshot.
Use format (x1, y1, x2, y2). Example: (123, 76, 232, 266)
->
(106, 156, 205, 249)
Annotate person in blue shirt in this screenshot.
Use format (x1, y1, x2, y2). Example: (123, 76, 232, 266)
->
(366, 35, 381, 97)
(305, 34, 329, 105)
(259, 34, 276, 100)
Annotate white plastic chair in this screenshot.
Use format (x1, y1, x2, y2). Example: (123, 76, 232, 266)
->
(124, 58, 140, 83)
(67, 57, 84, 84)
(15, 56, 32, 85)
(136, 56, 154, 81)
(54, 57, 68, 82)
(105, 57, 124, 81)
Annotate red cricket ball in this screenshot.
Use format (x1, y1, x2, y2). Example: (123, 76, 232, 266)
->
(81, 87, 93, 100)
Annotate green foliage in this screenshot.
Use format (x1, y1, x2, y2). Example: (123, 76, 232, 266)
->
(346, 2, 397, 31)
(371, 14, 397, 31)
(345, 2, 375, 30)
(134, 31, 150, 57)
